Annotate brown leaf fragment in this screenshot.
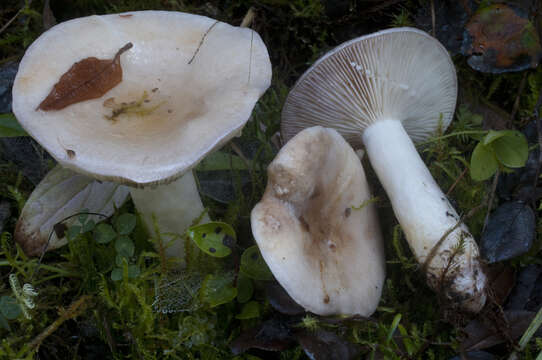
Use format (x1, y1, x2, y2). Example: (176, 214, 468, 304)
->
(38, 43, 133, 111)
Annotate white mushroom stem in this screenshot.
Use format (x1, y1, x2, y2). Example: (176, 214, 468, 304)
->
(130, 171, 209, 262)
(362, 119, 486, 312)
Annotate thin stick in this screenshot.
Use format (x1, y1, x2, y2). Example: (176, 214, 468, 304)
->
(482, 169, 500, 233)
(447, 167, 468, 196)
(240, 7, 255, 28)
(430, 0, 436, 37)
(0, 8, 23, 36)
(187, 21, 219, 65)
(29, 295, 92, 350)
(510, 72, 528, 124)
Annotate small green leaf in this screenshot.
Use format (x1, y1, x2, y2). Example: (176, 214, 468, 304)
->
(470, 142, 498, 181)
(111, 268, 123, 281)
(491, 130, 529, 168)
(115, 254, 128, 267)
(482, 129, 508, 145)
(200, 273, 237, 307)
(94, 223, 116, 244)
(78, 210, 89, 224)
(187, 222, 236, 258)
(82, 219, 96, 233)
(236, 301, 260, 320)
(236, 275, 254, 303)
(67, 225, 81, 240)
(240, 245, 273, 281)
(0, 113, 28, 137)
(114, 213, 137, 235)
(115, 235, 134, 257)
(0, 296, 22, 320)
(0, 314, 9, 331)
(128, 265, 140, 278)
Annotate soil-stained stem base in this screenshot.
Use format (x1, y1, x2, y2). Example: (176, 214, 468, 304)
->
(362, 119, 486, 312)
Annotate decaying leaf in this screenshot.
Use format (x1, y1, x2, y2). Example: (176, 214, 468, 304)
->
(506, 265, 542, 311)
(480, 201, 535, 263)
(266, 281, 305, 315)
(485, 265, 516, 306)
(38, 43, 133, 111)
(230, 318, 296, 354)
(295, 329, 362, 360)
(15, 165, 130, 256)
(461, 310, 537, 351)
(461, 4, 542, 73)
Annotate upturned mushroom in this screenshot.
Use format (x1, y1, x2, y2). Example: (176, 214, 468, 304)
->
(281, 28, 486, 312)
(251, 126, 385, 316)
(12, 11, 271, 262)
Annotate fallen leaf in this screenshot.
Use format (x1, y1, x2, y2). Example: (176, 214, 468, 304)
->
(42, 0, 57, 30)
(480, 201, 535, 263)
(38, 43, 132, 111)
(230, 318, 296, 354)
(486, 265, 516, 306)
(449, 351, 496, 360)
(295, 329, 362, 360)
(461, 310, 537, 351)
(461, 4, 542, 73)
(266, 281, 305, 315)
(15, 165, 129, 256)
(506, 265, 542, 311)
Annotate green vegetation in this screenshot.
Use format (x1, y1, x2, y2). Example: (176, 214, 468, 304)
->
(1, 0, 541, 359)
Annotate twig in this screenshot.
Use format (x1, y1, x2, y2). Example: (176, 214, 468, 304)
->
(447, 167, 468, 196)
(240, 7, 255, 28)
(187, 21, 219, 65)
(482, 169, 500, 233)
(364, 0, 405, 13)
(430, 0, 436, 37)
(28, 295, 92, 350)
(0, 7, 23, 36)
(510, 72, 528, 125)
(532, 90, 542, 191)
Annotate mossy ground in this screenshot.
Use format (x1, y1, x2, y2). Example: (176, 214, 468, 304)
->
(1, 1, 541, 359)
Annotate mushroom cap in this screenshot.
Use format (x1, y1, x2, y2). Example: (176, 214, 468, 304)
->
(251, 126, 385, 316)
(13, 11, 271, 186)
(281, 27, 457, 147)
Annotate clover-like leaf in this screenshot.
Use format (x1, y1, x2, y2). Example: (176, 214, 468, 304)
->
(236, 301, 260, 320)
(114, 213, 137, 235)
(115, 235, 135, 257)
(0, 296, 22, 320)
(200, 273, 237, 307)
(240, 245, 273, 281)
(187, 222, 236, 258)
(94, 223, 116, 244)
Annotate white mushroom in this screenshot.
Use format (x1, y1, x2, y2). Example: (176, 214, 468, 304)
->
(281, 28, 486, 312)
(251, 126, 385, 316)
(12, 11, 271, 262)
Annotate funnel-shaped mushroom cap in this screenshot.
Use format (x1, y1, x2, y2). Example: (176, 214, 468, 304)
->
(281, 27, 456, 147)
(13, 11, 271, 186)
(251, 126, 385, 316)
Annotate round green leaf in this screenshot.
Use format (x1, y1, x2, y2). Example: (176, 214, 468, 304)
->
(236, 275, 254, 303)
(111, 268, 123, 281)
(94, 223, 116, 244)
(115, 235, 135, 257)
(187, 222, 236, 258)
(240, 245, 273, 281)
(235, 301, 260, 320)
(200, 274, 237, 307)
(482, 129, 508, 145)
(491, 131, 528, 168)
(116, 254, 128, 267)
(0, 296, 22, 320)
(114, 213, 137, 235)
(128, 265, 141, 278)
(470, 142, 498, 181)
(67, 225, 81, 240)
(82, 219, 96, 233)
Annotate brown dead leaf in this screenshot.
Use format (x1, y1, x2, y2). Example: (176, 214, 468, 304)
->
(38, 43, 133, 111)
(461, 310, 535, 351)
